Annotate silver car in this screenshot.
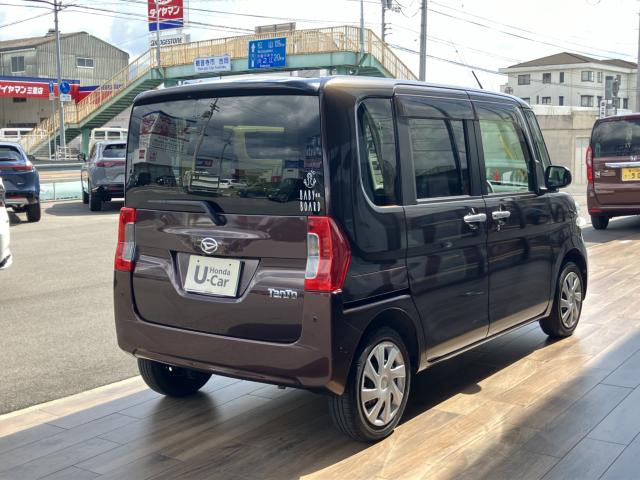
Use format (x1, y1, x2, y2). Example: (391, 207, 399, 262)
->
(80, 141, 126, 211)
(0, 178, 11, 270)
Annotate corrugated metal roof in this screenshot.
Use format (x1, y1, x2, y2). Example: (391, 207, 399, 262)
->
(508, 51, 637, 69)
(0, 32, 81, 53)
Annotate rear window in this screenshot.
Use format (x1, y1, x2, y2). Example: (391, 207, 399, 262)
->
(103, 144, 126, 158)
(592, 118, 640, 157)
(0, 146, 23, 162)
(126, 95, 324, 215)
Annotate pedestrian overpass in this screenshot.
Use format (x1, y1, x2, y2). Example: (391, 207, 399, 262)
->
(21, 26, 416, 156)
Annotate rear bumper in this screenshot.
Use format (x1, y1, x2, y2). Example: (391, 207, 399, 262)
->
(5, 191, 38, 207)
(586, 184, 640, 216)
(92, 183, 124, 198)
(114, 270, 354, 394)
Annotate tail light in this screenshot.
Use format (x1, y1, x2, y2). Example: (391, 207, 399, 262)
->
(586, 145, 594, 184)
(114, 207, 136, 272)
(304, 216, 351, 293)
(0, 160, 34, 172)
(96, 160, 123, 168)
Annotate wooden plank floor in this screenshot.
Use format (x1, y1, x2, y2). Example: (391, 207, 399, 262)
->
(2, 216, 640, 480)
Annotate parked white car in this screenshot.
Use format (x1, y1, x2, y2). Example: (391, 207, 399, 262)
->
(0, 178, 11, 270)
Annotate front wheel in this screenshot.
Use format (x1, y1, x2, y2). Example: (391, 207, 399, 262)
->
(138, 358, 211, 397)
(540, 262, 584, 338)
(26, 202, 41, 222)
(329, 327, 411, 442)
(591, 215, 609, 230)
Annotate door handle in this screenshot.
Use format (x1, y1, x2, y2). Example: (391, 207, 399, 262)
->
(492, 210, 511, 220)
(463, 213, 487, 224)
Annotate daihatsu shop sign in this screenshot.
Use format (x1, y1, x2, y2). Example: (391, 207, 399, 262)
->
(148, 0, 184, 31)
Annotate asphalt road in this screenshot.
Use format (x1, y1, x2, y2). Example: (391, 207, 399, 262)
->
(0, 200, 138, 415)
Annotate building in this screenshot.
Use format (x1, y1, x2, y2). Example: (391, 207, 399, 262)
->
(0, 31, 129, 129)
(499, 52, 637, 111)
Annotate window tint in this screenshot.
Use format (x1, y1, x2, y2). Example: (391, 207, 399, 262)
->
(559, 72, 565, 83)
(358, 98, 399, 206)
(127, 95, 324, 215)
(94, 131, 106, 139)
(103, 144, 126, 158)
(581, 95, 594, 107)
(542, 73, 551, 84)
(592, 118, 640, 157)
(408, 118, 470, 199)
(477, 104, 532, 194)
(581, 71, 594, 82)
(518, 74, 530, 85)
(541, 97, 551, 105)
(524, 109, 552, 170)
(0, 147, 23, 162)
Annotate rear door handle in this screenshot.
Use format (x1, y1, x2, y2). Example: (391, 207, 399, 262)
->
(492, 210, 511, 220)
(463, 213, 487, 224)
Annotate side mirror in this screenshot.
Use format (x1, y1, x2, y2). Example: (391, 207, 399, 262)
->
(545, 165, 572, 190)
(78, 153, 87, 162)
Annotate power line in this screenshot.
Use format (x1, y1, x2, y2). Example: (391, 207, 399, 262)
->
(0, 10, 51, 29)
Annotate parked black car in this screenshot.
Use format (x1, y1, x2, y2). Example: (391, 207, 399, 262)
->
(114, 77, 587, 442)
(0, 142, 40, 222)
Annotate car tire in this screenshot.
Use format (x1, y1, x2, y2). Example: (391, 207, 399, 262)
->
(540, 261, 584, 339)
(89, 187, 102, 212)
(26, 202, 41, 223)
(138, 358, 211, 397)
(328, 327, 411, 442)
(591, 215, 609, 230)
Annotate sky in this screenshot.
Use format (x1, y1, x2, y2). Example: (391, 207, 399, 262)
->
(0, 0, 638, 91)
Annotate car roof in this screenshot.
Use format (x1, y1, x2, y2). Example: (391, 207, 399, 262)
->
(595, 113, 640, 124)
(134, 75, 528, 107)
(95, 140, 127, 147)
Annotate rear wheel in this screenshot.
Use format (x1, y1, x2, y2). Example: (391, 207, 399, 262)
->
(591, 215, 609, 230)
(82, 183, 89, 204)
(540, 262, 584, 338)
(89, 186, 102, 212)
(138, 358, 211, 397)
(329, 327, 411, 442)
(26, 202, 41, 223)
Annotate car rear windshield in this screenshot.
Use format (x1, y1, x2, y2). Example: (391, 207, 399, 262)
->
(126, 94, 324, 216)
(103, 144, 126, 158)
(592, 118, 640, 157)
(0, 146, 23, 162)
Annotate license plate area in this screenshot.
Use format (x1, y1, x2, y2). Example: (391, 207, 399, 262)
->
(622, 167, 640, 181)
(184, 255, 241, 297)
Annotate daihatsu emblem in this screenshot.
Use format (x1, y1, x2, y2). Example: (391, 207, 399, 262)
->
(200, 237, 218, 255)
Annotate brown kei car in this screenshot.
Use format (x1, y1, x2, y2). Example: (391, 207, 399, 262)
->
(587, 114, 640, 229)
(114, 77, 587, 442)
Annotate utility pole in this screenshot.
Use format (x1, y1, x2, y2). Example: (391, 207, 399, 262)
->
(418, 0, 427, 81)
(155, 0, 161, 67)
(381, 4, 386, 42)
(636, 6, 640, 112)
(360, 0, 365, 58)
(53, 0, 66, 154)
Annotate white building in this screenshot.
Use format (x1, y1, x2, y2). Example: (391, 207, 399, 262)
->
(499, 52, 637, 111)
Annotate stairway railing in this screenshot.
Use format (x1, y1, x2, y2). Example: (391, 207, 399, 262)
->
(21, 26, 416, 154)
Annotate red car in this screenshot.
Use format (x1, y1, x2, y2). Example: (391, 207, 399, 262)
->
(587, 114, 640, 229)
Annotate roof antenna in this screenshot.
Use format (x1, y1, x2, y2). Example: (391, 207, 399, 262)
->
(471, 70, 483, 89)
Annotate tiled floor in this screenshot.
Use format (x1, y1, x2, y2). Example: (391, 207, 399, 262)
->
(1, 217, 640, 480)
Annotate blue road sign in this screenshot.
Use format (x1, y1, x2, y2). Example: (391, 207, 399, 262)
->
(248, 38, 286, 69)
(59, 81, 71, 95)
(48, 81, 55, 93)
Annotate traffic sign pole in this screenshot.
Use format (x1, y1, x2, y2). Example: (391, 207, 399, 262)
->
(53, 0, 66, 156)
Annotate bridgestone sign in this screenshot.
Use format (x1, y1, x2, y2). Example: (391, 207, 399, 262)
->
(149, 34, 187, 47)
